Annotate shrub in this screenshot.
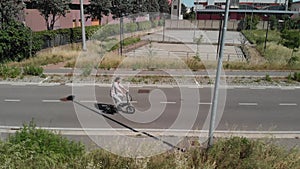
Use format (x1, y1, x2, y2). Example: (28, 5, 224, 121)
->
(0, 64, 21, 78)
(137, 21, 152, 31)
(265, 74, 272, 82)
(0, 121, 85, 169)
(293, 72, 300, 82)
(109, 37, 140, 52)
(124, 22, 138, 33)
(23, 65, 43, 76)
(151, 20, 159, 28)
(0, 21, 42, 63)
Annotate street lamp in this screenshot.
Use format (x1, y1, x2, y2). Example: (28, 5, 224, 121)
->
(80, 0, 87, 51)
(162, 13, 166, 42)
(264, 14, 269, 52)
(216, 13, 224, 60)
(112, 1, 124, 56)
(208, 0, 230, 147)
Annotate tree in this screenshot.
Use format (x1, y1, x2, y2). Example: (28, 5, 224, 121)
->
(269, 15, 278, 30)
(0, 21, 42, 62)
(181, 3, 187, 15)
(158, 0, 170, 14)
(143, 0, 159, 13)
(86, 0, 110, 25)
(110, 0, 133, 18)
(31, 0, 71, 30)
(0, 0, 25, 29)
(238, 15, 260, 30)
(280, 30, 300, 65)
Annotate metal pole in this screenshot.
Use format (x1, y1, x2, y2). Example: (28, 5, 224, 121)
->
(264, 19, 269, 51)
(80, 0, 87, 51)
(216, 14, 223, 60)
(193, 0, 198, 40)
(163, 15, 165, 42)
(207, 0, 230, 148)
(120, 16, 123, 56)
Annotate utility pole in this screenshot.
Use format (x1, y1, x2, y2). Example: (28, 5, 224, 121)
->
(80, 0, 87, 51)
(207, 0, 230, 147)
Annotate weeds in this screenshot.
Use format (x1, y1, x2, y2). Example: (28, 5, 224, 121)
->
(265, 74, 272, 82)
(23, 65, 43, 76)
(1, 127, 299, 169)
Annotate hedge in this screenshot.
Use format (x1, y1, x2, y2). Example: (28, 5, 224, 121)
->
(32, 20, 161, 50)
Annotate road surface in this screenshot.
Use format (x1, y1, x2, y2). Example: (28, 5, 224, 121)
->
(0, 84, 299, 132)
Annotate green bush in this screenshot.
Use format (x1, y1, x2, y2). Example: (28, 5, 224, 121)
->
(0, 64, 21, 78)
(151, 20, 159, 28)
(124, 22, 138, 33)
(23, 65, 43, 76)
(109, 37, 141, 51)
(0, 21, 43, 63)
(158, 19, 165, 26)
(0, 121, 85, 169)
(1, 128, 300, 168)
(137, 21, 152, 31)
(265, 74, 272, 82)
(293, 72, 300, 82)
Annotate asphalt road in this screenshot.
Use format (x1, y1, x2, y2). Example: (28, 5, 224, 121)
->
(0, 84, 299, 131)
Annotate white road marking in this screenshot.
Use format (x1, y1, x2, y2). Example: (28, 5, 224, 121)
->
(39, 76, 49, 84)
(42, 100, 61, 103)
(79, 100, 97, 103)
(0, 126, 299, 138)
(250, 87, 266, 90)
(199, 102, 212, 105)
(4, 99, 20, 102)
(281, 87, 295, 90)
(160, 101, 176, 104)
(239, 102, 258, 106)
(279, 103, 297, 106)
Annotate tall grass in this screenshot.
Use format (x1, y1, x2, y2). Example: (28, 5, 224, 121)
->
(243, 30, 300, 70)
(1, 123, 299, 169)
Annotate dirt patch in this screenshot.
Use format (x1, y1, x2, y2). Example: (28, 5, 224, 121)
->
(244, 45, 266, 64)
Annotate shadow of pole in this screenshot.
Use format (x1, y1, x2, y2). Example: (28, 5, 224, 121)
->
(69, 98, 185, 152)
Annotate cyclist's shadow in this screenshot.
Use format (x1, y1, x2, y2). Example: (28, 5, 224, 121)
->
(94, 103, 118, 115)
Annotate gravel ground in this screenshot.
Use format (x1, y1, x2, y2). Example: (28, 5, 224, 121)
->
(1, 75, 300, 87)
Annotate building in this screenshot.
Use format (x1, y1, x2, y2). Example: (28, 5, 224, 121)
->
(194, 0, 298, 20)
(23, 0, 113, 31)
(194, 0, 288, 9)
(291, 0, 300, 16)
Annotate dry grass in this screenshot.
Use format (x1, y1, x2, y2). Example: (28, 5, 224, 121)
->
(9, 43, 81, 67)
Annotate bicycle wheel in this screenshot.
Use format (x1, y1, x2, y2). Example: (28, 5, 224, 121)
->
(126, 106, 135, 114)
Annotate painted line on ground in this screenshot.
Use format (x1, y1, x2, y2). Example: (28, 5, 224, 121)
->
(280, 87, 295, 90)
(79, 100, 97, 103)
(4, 99, 21, 102)
(0, 126, 299, 138)
(42, 100, 61, 103)
(279, 103, 297, 106)
(199, 102, 212, 105)
(160, 101, 176, 104)
(238, 102, 258, 106)
(249, 87, 266, 90)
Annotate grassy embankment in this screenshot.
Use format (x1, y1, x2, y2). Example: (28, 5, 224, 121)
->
(0, 122, 299, 169)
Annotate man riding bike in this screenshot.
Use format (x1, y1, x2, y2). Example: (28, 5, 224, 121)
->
(111, 77, 128, 107)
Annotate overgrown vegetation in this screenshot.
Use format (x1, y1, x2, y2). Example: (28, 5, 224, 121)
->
(110, 37, 141, 51)
(242, 29, 300, 69)
(0, 121, 85, 168)
(0, 21, 43, 63)
(0, 123, 299, 169)
(0, 64, 43, 78)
